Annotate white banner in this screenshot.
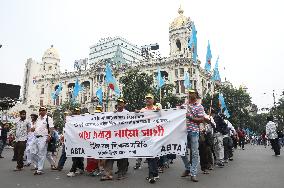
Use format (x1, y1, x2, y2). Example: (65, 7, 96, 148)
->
(65, 109, 187, 159)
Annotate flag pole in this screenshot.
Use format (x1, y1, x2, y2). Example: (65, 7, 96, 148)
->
(159, 88, 162, 103)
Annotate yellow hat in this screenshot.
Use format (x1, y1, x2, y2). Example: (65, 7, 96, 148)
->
(145, 93, 154, 99)
(188, 89, 196, 93)
(96, 105, 103, 109)
(39, 106, 47, 110)
(117, 98, 125, 103)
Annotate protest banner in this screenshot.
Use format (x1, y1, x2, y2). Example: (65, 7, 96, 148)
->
(65, 109, 187, 159)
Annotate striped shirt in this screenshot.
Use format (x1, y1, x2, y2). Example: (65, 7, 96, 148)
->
(186, 102, 205, 132)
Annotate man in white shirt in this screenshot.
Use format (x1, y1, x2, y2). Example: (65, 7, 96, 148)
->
(14, 110, 31, 171)
(266, 115, 280, 156)
(102, 98, 129, 181)
(31, 106, 54, 175)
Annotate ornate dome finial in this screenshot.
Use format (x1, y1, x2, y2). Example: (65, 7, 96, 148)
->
(178, 5, 184, 15)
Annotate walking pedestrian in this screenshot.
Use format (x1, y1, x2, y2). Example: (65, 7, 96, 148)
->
(266, 115, 280, 156)
(13, 110, 31, 171)
(31, 106, 54, 175)
(181, 89, 205, 182)
(0, 123, 10, 158)
(102, 98, 129, 181)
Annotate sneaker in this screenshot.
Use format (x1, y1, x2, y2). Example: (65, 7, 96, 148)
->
(146, 176, 158, 184)
(13, 167, 22, 171)
(181, 170, 190, 177)
(158, 167, 164, 173)
(224, 159, 229, 163)
(0, 156, 4, 158)
(229, 158, 234, 161)
(67, 172, 76, 177)
(191, 175, 199, 182)
(34, 171, 44, 175)
(75, 169, 84, 175)
(216, 162, 224, 168)
(133, 164, 141, 170)
(148, 178, 156, 184)
(117, 175, 127, 180)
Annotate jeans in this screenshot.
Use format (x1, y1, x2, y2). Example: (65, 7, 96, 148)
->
(0, 140, 6, 156)
(57, 145, 67, 168)
(239, 137, 245, 149)
(181, 131, 199, 176)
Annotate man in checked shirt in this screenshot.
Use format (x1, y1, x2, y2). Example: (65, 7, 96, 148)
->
(180, 89, 205, 182)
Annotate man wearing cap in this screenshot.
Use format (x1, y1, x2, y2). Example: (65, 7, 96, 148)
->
(13, 110, 31, 171)
(181, 89, 205, 182)
(31, 106, 54, 175)
(135, 93, 160, 184)
(102, 98, 129, 181)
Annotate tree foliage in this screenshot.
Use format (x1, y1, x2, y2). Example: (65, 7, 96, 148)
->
(271, 91, 284, 130)
(52, 100, 80, 132)
(120, 70, 183, 111)
(120, 69, 154, 111)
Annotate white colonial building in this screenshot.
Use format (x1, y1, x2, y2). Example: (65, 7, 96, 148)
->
(21, 7, 214, 113)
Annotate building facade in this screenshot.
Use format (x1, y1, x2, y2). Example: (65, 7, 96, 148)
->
(21, 7, 214, 113)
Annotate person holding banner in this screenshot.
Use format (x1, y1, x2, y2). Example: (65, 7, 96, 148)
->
(135, 93, 160, 184)
(181, 89, 205, 182)
(67, 108, 85, 177)
(102, 98, 129, 181)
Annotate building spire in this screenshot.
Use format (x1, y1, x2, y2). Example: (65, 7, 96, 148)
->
(178, 5, 184, 15)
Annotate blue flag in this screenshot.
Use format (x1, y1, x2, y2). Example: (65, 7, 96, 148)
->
(205, 40, 212, 72)
(72, 79, 82, 100)
(219, 93, 230, 118)
(96, 87, 103, 105)
(183, 72, 191, 89)
(51, 82, 63, 100)
(188, 22, 197, 64)
(105, 64, 120, 96)
(157, 67, 165, 89)
(212, 56, 221, 82)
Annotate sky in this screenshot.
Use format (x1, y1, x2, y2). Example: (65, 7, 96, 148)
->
(0, 0, 283, 109)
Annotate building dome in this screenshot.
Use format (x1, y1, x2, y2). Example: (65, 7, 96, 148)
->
(42, 45, 60, 60)
(170, 6, 191, 30)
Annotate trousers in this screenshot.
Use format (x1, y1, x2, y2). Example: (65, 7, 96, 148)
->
(15, 141, 26, 169)
(213, 132, 224, 162)
(181, 131, 200, 176)
(31, 136, 48, 172)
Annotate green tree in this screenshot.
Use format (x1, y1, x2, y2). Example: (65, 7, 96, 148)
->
(153, 84, 183, 108)
(120, 69, 154, 111)
(271, 90, 284, 130)
(52, 101, 80, 132)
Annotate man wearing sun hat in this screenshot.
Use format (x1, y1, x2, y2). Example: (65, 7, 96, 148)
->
(134, 93, 160, 184)
(102, 97, 129, 181)
(180, 89, 205, 182)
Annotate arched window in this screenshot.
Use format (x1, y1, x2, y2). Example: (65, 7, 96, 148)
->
(176, 39, 181, 51)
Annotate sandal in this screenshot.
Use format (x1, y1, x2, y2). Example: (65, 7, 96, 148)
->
(100, 175, 113, 181)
